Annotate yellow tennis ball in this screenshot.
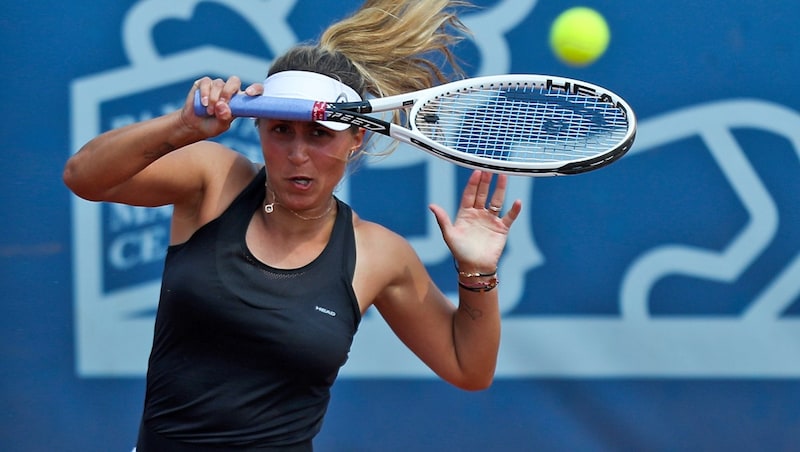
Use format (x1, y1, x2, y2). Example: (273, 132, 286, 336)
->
(549, 7, 610, 67)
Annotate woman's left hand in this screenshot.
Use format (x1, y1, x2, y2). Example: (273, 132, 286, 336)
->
(429, 170, 522, 273)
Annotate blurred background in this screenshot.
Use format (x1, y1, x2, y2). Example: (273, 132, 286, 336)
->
(2, 0, 799, 450)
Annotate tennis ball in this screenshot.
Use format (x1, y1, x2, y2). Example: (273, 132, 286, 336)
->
(549, 7, 610, 67)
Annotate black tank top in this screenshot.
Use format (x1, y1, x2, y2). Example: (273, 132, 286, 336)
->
(138, 168, 361, 450)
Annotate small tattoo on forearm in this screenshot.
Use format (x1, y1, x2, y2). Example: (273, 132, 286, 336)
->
(460, 302, 483, 320)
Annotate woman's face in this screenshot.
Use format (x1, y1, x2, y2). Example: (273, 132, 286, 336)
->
(259, 119, 364, 210)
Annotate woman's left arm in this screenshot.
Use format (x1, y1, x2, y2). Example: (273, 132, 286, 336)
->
(431, 170, 522, 388)
(370, 171, 521, 390)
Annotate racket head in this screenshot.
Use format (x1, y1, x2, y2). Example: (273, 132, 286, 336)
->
(407, 74, 636, 176)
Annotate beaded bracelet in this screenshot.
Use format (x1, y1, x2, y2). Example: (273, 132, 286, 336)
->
(458, 275, 499, 293)
(454, 259, 499, 292)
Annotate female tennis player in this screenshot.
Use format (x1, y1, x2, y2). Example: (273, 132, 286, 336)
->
(63, 0, 521, 449)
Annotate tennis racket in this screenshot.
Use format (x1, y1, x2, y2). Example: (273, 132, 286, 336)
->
(194, 74, 636, 176)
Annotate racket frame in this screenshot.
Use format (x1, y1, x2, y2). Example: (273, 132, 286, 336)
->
(196, 74, 636, 176)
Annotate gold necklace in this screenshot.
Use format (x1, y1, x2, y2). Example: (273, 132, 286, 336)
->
(264, 193, 335, 221)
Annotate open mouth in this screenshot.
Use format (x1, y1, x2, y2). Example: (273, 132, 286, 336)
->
(290, 177, 312, 187)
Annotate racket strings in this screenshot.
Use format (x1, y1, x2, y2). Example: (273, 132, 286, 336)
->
(414, 84, 629, 163)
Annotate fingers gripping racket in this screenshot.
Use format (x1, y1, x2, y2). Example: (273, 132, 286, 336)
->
(194, 74, 636, 176)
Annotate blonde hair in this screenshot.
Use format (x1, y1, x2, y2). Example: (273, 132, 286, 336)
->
(319, 0, 471, 98)
(268, 0, 472, 158)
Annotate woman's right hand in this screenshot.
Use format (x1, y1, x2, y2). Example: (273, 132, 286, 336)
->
(181, 75, 263, 139)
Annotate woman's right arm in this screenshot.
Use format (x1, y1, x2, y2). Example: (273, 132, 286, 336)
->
(62, 76, 246, 208)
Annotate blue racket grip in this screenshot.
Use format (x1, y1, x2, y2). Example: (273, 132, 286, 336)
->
(193, 91, 318, 121)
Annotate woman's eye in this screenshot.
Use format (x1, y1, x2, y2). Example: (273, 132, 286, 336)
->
(311, 127, 333, 137)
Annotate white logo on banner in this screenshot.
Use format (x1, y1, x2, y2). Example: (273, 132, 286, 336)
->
(71, 0, 800, 378)
(70, 0, 295, 376)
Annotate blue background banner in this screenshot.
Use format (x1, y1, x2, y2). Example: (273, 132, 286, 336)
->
(3, 0, 799, 450)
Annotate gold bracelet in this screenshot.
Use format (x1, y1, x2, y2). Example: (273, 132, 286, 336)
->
(458, 269, 497, 278)
(454, 261, 497, 278)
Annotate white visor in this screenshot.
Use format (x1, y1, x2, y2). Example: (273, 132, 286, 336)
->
(262, 70, 362, 131)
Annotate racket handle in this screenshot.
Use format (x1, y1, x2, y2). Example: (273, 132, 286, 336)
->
(193, 91, 318, 121)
